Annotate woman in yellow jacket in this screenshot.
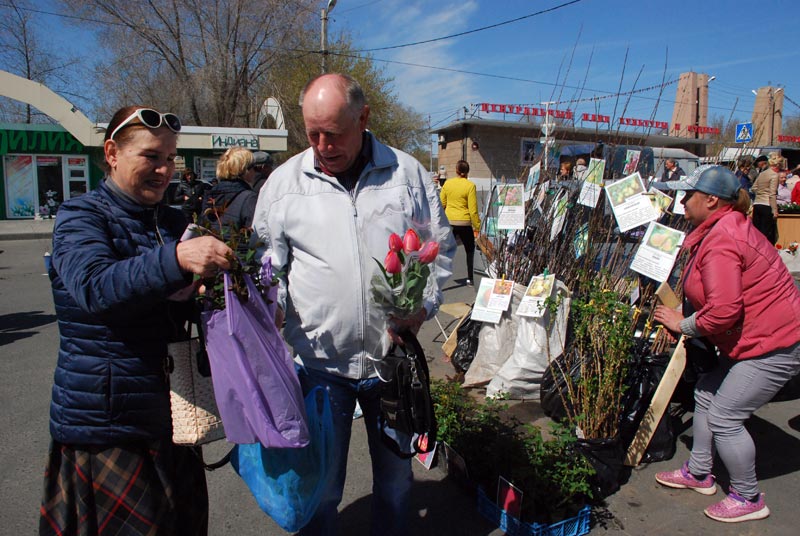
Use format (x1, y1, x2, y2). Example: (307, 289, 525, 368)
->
(440, 160, 481, 285)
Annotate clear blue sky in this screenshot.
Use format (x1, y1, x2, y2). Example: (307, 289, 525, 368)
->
(333, 0, 800, 129)
(28, 0, 800, 130)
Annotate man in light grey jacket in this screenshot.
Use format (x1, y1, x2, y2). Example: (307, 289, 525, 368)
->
(253, 73, 455, 536)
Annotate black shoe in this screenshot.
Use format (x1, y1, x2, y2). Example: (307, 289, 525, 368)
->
(465, 279, 473, 286)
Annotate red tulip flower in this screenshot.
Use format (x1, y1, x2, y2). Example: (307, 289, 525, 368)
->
(388, 233, 404, 253)
(403, 228, 421, 253)
(384, 250, 402, 274)
(417, 241, 439, 264)
(372, 228, 437, 320)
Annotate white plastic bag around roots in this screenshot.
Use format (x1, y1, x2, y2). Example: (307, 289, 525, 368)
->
(486, 281, 571, 399)
(462, 283, 527, 388)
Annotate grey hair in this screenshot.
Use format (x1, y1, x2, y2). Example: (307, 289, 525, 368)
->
(665, 158, 677, 166)
(298, 73, 366, 116)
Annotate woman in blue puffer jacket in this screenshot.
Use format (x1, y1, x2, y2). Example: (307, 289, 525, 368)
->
(39, 106, 232, 535)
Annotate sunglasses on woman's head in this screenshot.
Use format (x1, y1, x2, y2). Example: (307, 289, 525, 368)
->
(109, 108, 181, 141)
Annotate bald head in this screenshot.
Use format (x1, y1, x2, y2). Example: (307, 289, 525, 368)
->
(299, 73, 366, 118)
(300, 73, 370, 174)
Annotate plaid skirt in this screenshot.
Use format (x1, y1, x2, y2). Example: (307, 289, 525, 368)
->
(39, 440, 208, 536)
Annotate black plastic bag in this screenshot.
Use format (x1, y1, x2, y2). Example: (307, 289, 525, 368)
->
(618, 352, 676, 462)
(451, 312, 482, 374)
(576, 436, 625, 499)
(641, 409, 676, 463)
(684, 337, 718, 380)
(540, 350, 585, 421)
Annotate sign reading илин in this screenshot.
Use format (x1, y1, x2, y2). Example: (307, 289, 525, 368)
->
(211, 134, 258, 149)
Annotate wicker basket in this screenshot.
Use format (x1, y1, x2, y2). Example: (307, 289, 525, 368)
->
(169, 338, 225, 445)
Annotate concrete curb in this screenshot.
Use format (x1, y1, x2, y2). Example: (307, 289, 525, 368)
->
(0, 232, 54, 241)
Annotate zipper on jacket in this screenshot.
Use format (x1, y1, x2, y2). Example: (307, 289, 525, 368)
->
(349, 192, 371, 378)
(153, 205, 165, 246)
(344, 172, 375, 379)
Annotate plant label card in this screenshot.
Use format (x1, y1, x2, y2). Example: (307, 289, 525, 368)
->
(648, 187, 673, 216)
(533, 180, 550, 212)
(516, 274, 555, 317)
(441, 442, 469, 481)
(630, 222, 686, 282)
(577, 158, 606, 207)
(470, 278, 503, 323)
(497, 476, 523, 518)
(525, 162, 541, 200)
(573, 222, 589, 259)
(673, 191, 686, 215)
(630, 279, 641, 305)
(623, 149, 641, 175)
(487, 279, 514, 311)
(497, 184, 525, 230)
(549, 191, 569, 242)
(605, 172, 659, 232)
(414, 440, 437, 470)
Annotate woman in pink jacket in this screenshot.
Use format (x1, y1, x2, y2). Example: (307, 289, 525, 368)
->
(653, 166, 800, 523)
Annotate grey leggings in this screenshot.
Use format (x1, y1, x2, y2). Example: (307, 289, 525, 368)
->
(688, 341, 800, 498)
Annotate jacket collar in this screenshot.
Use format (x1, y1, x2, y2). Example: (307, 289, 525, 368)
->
(101, 179, 156, 215)
(682, 204, 734, 250)
(304, 131, 398, 183)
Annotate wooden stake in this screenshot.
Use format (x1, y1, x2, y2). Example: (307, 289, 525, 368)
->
(624, 282, 685, 466)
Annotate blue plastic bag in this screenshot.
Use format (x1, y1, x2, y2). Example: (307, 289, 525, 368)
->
(231, 386, 335, 532)
(202, 267, 309, 448)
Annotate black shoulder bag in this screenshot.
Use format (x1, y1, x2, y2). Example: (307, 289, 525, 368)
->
(377, 330, 437, 459)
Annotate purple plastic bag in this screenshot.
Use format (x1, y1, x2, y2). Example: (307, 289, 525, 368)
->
(202, 266, 309, 448)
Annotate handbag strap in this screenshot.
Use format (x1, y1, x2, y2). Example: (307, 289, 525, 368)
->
(191, 446, 234, 471)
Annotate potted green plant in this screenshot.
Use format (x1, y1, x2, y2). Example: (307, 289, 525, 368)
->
(431, 380, 594, 528)
(544, 270, 639, 497)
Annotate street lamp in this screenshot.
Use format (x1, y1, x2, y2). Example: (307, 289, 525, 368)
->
(321, 0, 337, 73)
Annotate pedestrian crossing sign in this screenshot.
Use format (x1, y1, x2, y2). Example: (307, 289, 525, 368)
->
(735, 122, 753, 143)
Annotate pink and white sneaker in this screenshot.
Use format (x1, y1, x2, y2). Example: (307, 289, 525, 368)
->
(704, 490, 770, 523)
(654, 461, 716, 495)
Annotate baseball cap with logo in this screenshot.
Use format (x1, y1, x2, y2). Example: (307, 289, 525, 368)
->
(665, 165, 741, 201)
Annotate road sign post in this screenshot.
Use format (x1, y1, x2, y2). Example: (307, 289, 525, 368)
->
(735, 122, 753, 144)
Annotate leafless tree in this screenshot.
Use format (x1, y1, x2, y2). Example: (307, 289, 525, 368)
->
(0, 0, 78, 123)
(62, 0, 319, 127)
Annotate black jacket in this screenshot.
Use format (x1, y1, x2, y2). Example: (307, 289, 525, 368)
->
(173, 178, 208, 214)
(202, 179, 258, 232)
(661, 166, 685, 182)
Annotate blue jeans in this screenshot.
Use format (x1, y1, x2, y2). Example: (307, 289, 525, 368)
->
(298, 367, 412, 536)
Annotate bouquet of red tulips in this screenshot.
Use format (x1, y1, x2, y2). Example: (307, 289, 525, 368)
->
(371, 228, 440, 319)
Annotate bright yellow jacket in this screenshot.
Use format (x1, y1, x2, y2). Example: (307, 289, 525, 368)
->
(440, 176, 480, 230)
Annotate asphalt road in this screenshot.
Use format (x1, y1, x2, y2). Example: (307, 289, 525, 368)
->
(0, 239, 501, 536)
(2, 237, 798, 536)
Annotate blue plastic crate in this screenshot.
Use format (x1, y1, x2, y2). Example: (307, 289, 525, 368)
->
(477, 488, 591, 536)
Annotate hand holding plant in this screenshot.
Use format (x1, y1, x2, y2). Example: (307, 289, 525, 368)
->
(187, 207, 278, 311)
